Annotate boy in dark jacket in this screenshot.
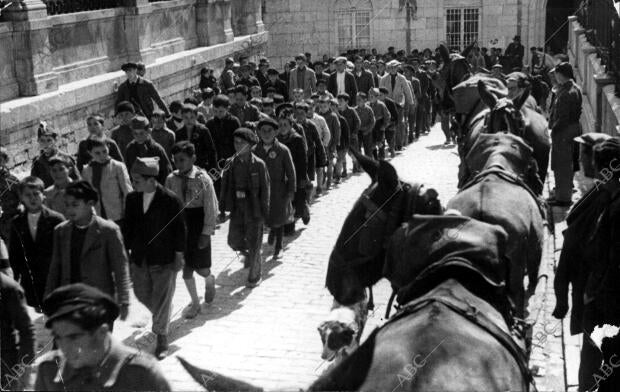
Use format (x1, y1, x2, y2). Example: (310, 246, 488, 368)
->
(336, 94, 360, 179)
(124, 157, 187, 359)
(9, 177, 64, 311)
(31, 123, 79, 188)
(220, 129, 269, 288)
(125, 116, 172, 185)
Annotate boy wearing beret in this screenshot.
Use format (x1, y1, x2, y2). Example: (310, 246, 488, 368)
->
(220, 129, 270, 287)
(36, 283, 170, 391)
(110, 101, 138, 159)
(45, 181, 131, 322)
(124, 157, 187, 359)
(9, 177, 64, 311)
(150, 109, 176, 160)
(31, 123, 79, 188)
(125, 116, 172, 185)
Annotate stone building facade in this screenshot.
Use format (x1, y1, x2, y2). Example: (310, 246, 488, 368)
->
(0, 0, 266, 173)
(264, 0, 547, 68)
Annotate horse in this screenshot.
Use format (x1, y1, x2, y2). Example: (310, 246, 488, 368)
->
(447, 130, 546, 318)
(450, 73, 551, 186)
(309, 214, 533, 392)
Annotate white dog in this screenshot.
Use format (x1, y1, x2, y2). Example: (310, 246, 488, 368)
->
(318, 300, 368, 366)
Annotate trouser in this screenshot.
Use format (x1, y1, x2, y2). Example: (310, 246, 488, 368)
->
(395, 105, 405, 149)
(293, 187, 309, 220)
(361, 132, 374, 157)
(408, 105, 417, 141)
(336, 149, 347, 177)
(551, 124, 581, 202)
(440, 111, 452, 142)
(350, 135, 360, 170)
(227, 202, 263, 283)
(385, 127, 396, 157)
(416, 99, 428, 136)
(131, 263, 178, 335)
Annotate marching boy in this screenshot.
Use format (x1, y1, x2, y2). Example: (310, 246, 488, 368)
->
(165, 141, 218, 319)
(220, 128, 270, 288)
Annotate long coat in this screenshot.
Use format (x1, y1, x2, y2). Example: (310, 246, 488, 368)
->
(116, 77, 170, 118)
(289, 66, 317, 99)
(254, 140, 296, 228)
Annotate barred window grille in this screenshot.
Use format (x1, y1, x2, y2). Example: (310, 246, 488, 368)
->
(337, 7, 372, 52)
(446, 7, 480, 51)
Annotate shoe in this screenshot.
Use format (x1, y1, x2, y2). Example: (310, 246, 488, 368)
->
(267, 229, 275, 245)
(183, 303, 201, 319)
(246, 277, 262, 288)
(218, 212, 227, 223)
(154, 335, 169, 360)
(341, 169, 348, 178)
(315, 187, 322, 196)
(302, 211, 310, 225)
(204, 275, 216, 304)
(273, 245, 281, 259)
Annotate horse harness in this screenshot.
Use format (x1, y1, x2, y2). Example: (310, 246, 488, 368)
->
(387, 290, 536, 391)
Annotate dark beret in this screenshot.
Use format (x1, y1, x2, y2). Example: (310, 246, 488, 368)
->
(48, 154, 71, 167)
(115, 101, 135, 115)
(121, 62, 138, 71)
(337, 93, 350, 101)
(233, 127, 259, 145)
(258, 118, 279, 130)
(267, 68, 280, 75)
(275, 103, 294, 118)
(131, 157, 160, 177)
(131, 116, 150, 130)
(65, 180, 99, 203)
(43, 283, 119, 328)
(294, 101, 310, 110)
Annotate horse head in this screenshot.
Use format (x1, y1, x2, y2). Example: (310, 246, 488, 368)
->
(325, 149, 442, 306)
(478, 80, 529, 139)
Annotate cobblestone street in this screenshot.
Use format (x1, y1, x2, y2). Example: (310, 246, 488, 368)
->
(26, 123, 572, 391)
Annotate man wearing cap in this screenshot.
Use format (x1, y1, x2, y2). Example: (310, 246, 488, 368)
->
(111, 101, 138, 159)
(379, 60, 414, 151)
(126, 116, 172, 185)
(116, 62, 170, 119)
(35, 283, 171, 391)
(31, 123, 80, 188)
(548, 62, 582, 207)
(505, 36, 525, 71)
(263, 68, 288, 101)
(124, 157, 187, 359)
(328, 57, 358, 107)
(219, 57, 237, 90)
(289, 54, 317, 100)
(237, 64, 260, 90)
(220, 128, 269, 287)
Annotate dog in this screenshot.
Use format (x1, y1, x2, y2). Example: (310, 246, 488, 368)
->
(317, 300, 368, 367)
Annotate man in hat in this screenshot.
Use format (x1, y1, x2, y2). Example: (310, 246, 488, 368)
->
(220, 57, 237, 90)
(289, 54, 317, 99)
(352, 55, 375, 96)
(548, 62, 582, 207)
(263, 68, 288, 101)
(379, 60, 414, 151)
(116, 62, 170, 119)
(31, 123, 79, 188)
(506, 72, 539, 111)
(220, 128, 269, 288)
(111, 101, 138, 159)
(45, 180, 130, 318)
(124, 157, 187, 359)
(505, 36, 525, 71)
(328, 57, 358, 106)
(35, 283, 171, 391)
(237, 64, 260, 90)
(1, 266, 34, 391)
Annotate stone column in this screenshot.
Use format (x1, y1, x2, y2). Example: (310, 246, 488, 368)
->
(230, 0, 264, 36)
(3, 0, 58, 96)
(122, 0, 150, 62)
(196, 0, 234, 46)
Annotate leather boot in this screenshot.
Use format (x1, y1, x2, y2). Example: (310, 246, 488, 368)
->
(155, 334, 169, 360)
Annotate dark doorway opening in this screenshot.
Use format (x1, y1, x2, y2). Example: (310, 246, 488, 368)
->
(545, 0, 579, 54)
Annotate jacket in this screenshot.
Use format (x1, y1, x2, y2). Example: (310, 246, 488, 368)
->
(206, 114, 242, 162)
(82, 159, 133, 221)
(339, 106, 361, 143)
(219, 68, 236, 90)
(355, 103, 376, 135)
(262, 78, 289, 101)
(45, 216, 131, 305)
(289, 66, 317, 99)
(318, 110, 341, 152)
(116, 77, 170, 118)
(110, 124, 134, 159)
(230, 103, 260, 126)
(125, 138, 172, 185)
(175, 124, 218, 173)
(9, 206, 64, 307)
(297, 118, 327, 171)
(76, 137, 124, 172)
(151, 127, 176, 159)
(278, 130, 308, 188)
(549, 80, 582, 131)
(327, 71, 358, 106)
(219, 153, 270, 220)
(309, 113, 331, 147)
(31, 150, 80, 188)
(336, 112, 350, 151)
(369, 100, 391, 129)
(353, 69, 375, 95)
(35, 337, 171, 392)
(254, 140, 296, 227)
(0, 168, 21, 241)
(165, 166, 218, 236)
(379, 73, 414, 107)
(123, 185, 187, 266)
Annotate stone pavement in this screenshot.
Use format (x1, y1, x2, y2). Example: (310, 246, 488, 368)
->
(26, 123, 573, 391)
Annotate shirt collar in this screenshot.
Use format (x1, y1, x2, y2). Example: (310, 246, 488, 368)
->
(173, 166, 200, 179)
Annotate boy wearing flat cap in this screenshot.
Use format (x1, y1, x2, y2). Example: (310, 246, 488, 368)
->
(31, 122, 80, 188)
(110, 101, 137, 159)
(116, 62, 170, 119)
(220, 128, 269, 288)
(125, 116, 172, 185)
(35, 283, 171, 391)
(45, 181, 130, 320)
(124, 157, 187, 359)
(263, 68, 288, 101)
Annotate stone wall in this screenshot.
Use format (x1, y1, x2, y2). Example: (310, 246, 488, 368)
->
(0, 0, 267, 174)
(264, 0, 546, 68)
(567, 16, 620, 136)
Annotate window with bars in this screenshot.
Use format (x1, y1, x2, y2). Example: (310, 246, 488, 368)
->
(445, 8, 480, 51)
(337, 9, 371, 51)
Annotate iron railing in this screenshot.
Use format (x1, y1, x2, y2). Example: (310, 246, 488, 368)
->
(43, 0, 121, 16)
(576, 0, 620, 97)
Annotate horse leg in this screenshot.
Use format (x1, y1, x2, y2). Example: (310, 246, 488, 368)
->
(367, 287, 375, 311)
